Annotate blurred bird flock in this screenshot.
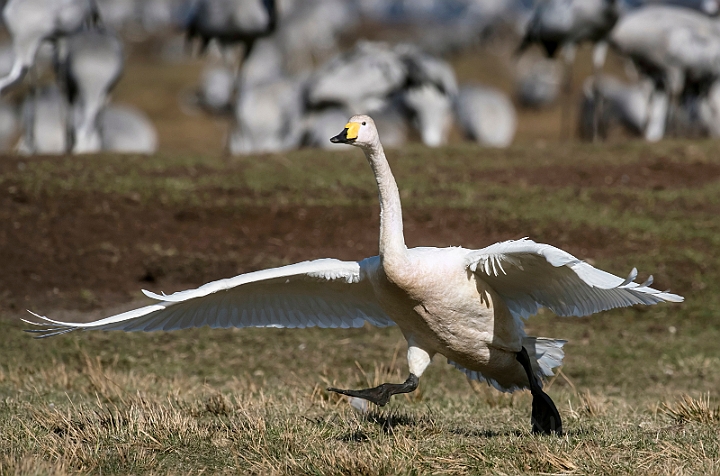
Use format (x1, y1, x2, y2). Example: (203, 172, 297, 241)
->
(2, 0, 720, 474)
(5, 0, 720, 155)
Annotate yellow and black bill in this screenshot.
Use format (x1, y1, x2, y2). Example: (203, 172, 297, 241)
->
(330, 122, 360, 144)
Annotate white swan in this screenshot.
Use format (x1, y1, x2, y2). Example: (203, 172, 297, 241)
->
(25, 115, 684, 435)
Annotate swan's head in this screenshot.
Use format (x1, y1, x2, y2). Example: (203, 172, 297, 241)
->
(329, 115, 378, 149)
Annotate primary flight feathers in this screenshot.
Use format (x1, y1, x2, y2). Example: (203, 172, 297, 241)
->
(25, 239, 681, 338)
(466, 238, 683, 319)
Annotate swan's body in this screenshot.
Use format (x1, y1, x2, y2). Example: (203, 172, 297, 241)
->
(26, 115, 683, 434)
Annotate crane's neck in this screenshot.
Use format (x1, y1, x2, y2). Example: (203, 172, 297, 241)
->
(362, 141, 408, 270)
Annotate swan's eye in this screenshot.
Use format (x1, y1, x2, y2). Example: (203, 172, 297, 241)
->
(362, 121, 366, 126)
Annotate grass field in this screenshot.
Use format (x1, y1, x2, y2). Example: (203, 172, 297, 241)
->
(1, 135, 719, 475)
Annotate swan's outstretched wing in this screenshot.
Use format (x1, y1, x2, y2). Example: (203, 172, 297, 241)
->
(466, 238, 684, 319)
(24, 257, 394, 338)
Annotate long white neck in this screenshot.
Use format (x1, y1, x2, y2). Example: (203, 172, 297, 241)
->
(362, 140, 408, 269)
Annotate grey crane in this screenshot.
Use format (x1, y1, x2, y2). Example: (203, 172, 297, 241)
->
(515, 56, 562, 109)
(630, 0, 720, 15)
(518, 0, 619, 61)
(277, 0, 358, 74)
(518, 0, 620, 139)
(192, 64, 235, 115)
(226, 36, 306, 155)
(17, 85, 69, 155)
(183, 0, 277, 62)
(610, 5, 720, 140)
(98, 104, 158, 154)
(0, 99, 18, 152)
(0, 0, 101, 94)
(182, 0, 278, 152)
(307, 41, 459, 148)
(395, 43, 458, 147)
(307, 41, 407, 115)
(302, 105, 408, 151)
(578, 75, 653, 140)
(59, 30, 124, 153)
(454, 85, 517, 148)
(696, 80, 720, 137)
(229, 75, 305, 154)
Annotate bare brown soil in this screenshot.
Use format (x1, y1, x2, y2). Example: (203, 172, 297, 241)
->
(477, 156, 720, 190)
(4, 151, 715, 314)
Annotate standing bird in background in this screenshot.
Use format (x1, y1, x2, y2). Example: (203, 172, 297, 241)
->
(0, 0, 101, 94)
(181, 0, 278, 151)
(17, 85, 70, 154)
(578, 74, 653, 140)
(59, 29, 124, 153)
(395, 43, 458, 147)
(25, 115, 683, 436)
(98, 104, 158, 154)
(517, 0, 620, 139)
(454, 85, 517, 148)
(610, 5, 720, 141)
(183, 0, 277, 63)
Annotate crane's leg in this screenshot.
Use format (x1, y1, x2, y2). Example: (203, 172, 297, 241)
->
(559, 43, 576, 141)
(225, 39, 259, 155)
(644, 88, 669, 142)
(591, 41, 608, 142)
(327, 346, 431, 407)
(516, 346, 562, 435)
(664, 68, 685, 139)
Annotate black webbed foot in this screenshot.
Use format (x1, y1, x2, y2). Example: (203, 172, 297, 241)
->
(327, 374, 419, 407)
(516, 347, 563, 435)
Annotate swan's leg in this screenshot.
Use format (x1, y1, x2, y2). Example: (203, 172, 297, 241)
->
(327, 346, 431, 407)
(327, 373, 419, 406)
(516, 346, 562, 435)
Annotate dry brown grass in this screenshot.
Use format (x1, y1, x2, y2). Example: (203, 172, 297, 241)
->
(661, 394, 720, 424)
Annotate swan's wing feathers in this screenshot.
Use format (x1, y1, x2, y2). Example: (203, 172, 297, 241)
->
(26, 258, 394, 337)
(141, 258, 364, 302)
(467, 238, 683, 319)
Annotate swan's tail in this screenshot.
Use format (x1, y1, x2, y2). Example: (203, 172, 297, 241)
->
(448, 336, 566, 393)
(524, 336, 566, 379)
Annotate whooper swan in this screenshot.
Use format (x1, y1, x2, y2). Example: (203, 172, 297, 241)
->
(25, 115, 684, 435)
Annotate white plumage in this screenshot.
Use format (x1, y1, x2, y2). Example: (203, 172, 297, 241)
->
(28, 258, 393, 336)
(26, 114, 683, 434)
(465, 238, 681, 319)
